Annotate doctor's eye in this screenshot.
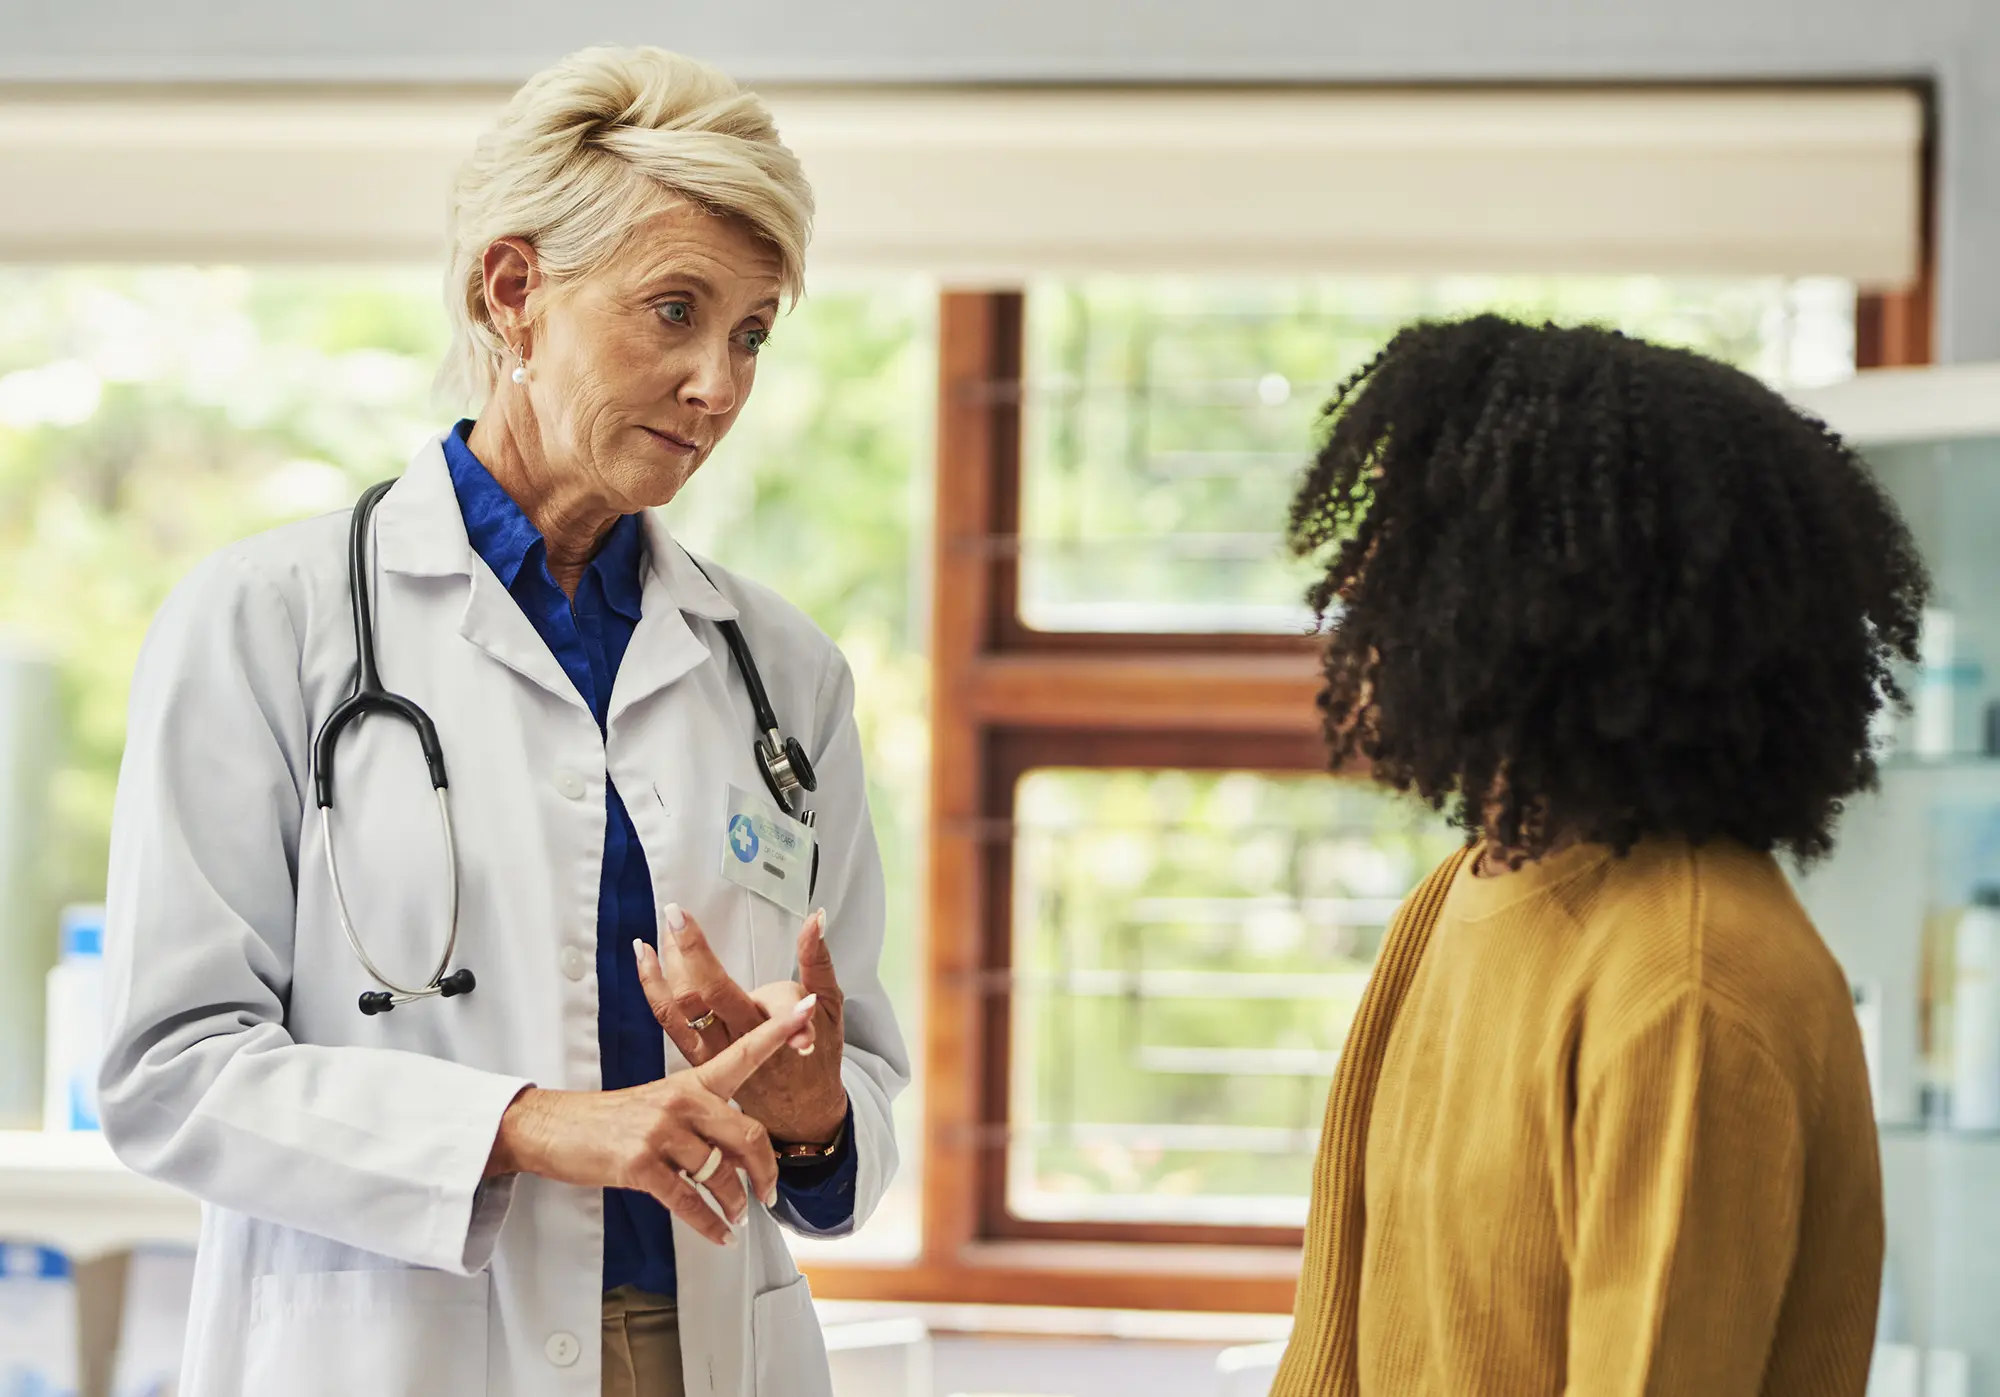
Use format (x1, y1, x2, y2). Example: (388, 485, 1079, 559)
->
(656, 300, 693, 327)
(738, 327, 771, 355)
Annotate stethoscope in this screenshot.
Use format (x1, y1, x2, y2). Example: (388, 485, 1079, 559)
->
(314, 479, 819, 1016)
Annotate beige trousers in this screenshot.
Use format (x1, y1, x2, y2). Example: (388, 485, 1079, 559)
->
(601, 1287, 686, 1397)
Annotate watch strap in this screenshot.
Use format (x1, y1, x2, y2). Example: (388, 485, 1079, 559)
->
(774, 1120, 846, 1165)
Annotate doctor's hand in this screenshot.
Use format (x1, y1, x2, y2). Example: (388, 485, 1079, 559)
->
(482, 995, 815, 1247)
(636, 903, 850, 1150)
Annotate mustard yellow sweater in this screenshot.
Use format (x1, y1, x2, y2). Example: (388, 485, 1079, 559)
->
(1275, 840, 1884, 1397)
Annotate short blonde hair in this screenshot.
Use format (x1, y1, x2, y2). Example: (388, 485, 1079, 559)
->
(438, 45, 813, 409)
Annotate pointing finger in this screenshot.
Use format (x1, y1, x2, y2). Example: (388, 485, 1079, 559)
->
(749, 980, 816, 1054)
(697, 995, 818, 1101)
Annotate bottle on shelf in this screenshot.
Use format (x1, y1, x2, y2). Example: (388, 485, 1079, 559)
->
(1913, 605, 1986, 760)
(41, 906, 105, 1134)
(1952, 886, 2000, 1132)
(0, 1244, 78, 1397)
(1920, 900, 1961, 1125)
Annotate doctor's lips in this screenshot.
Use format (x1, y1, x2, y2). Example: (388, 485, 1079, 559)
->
(641, 425, 700, 455)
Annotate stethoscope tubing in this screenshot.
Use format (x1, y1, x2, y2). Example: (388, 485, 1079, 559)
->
(318, 474, 819, 1015)
(317, 480, 468, 1012)
(322, 789, 462, 1006)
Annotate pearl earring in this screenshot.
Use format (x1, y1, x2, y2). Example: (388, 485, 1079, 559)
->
(509, 347, 528, 386)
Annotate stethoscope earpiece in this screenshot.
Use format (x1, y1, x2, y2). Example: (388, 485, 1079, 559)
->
(357, 969, 473, 1016)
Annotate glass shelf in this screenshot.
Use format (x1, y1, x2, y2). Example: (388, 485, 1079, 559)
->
(1879, 1121, 2000, 1143)
(1880, 754, 2000, 773)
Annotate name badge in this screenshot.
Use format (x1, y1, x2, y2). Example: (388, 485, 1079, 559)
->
(719, 783, 815, 918)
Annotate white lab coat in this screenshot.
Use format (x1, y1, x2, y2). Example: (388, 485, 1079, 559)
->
(97, 433, 909, 1397)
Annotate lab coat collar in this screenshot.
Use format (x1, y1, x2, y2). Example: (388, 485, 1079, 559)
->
(372, 433, 741, 719)
(638, 510, 739, 624)
(375, 432, 742, 624)
(373, 435, 475, 580)
(375, 439, 582, 710)
(607, 512, 741, 727)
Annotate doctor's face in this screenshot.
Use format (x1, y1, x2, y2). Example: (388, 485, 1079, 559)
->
(509, 203, 783, 512)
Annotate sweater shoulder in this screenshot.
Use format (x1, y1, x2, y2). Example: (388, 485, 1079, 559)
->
(1567, 842, 1853, 1075)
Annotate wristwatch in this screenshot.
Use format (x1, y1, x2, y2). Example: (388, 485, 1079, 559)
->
(774, 1120, 846, 1166)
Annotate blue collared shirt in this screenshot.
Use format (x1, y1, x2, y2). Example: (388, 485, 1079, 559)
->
(443, 423, 856, 1295)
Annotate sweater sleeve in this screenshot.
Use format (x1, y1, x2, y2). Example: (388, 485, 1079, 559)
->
(1567, 998, 1806, 1397)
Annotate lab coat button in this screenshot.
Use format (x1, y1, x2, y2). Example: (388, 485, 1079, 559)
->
(555, 768, 587, 801)
(545, 1331, 581, 1367)
(560, 946, 589, 981)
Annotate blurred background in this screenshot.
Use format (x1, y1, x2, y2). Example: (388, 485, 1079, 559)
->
(0, 2, 1994, 1395)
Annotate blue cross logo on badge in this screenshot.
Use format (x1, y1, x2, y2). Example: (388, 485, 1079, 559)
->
(728, 813, 761, 864)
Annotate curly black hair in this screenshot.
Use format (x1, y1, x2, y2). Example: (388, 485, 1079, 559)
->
(1288, 314, 1930, 862)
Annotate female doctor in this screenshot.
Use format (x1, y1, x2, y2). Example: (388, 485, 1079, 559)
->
(96, 45, 908, 1397)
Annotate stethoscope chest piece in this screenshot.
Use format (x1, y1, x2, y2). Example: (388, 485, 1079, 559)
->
(757, 728, 817, 814)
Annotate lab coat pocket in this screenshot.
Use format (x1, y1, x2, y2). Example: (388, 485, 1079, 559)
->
(751, 1272, 832, 1397)
(243, 1268, 489, 1397)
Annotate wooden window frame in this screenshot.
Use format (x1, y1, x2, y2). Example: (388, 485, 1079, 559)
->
(1857, 88, 1937, 370)
(804, 291, 1318, 1313)
(977, 728, 1329, 1250)
(807, 250, 1936, 1309)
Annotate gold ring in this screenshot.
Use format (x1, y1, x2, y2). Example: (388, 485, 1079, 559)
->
(685, 1146, 724, 1187)
(686, 1010, 719, 1033)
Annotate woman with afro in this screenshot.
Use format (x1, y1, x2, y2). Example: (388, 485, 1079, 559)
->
(1273, 315, 1924, 1397)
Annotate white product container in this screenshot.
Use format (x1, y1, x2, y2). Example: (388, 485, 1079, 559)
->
(1952, 889, 2000, 1131)
(41, 906, 104, 1134)
(1925, 1349, 1971, 1397)
(0, 1244, 78, 1397)
(1913, 607, 1988, 759)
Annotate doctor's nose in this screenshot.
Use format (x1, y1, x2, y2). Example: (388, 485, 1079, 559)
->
(675, 339, 740, 418)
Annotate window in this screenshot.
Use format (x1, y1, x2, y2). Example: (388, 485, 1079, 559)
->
(1018, 276, 1858, 635)
(1003, 758, 1464, 1235)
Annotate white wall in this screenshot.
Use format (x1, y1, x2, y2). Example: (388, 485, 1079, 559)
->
(0, 0, 1993, 360)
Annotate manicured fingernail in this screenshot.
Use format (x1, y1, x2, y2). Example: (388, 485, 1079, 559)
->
(763, 1184, 779, 1207)
(724, 1229, 739, 1247)
(662, 902, 687, 933)
(809, 909, 827, 938)
(632, 938, 650, 965)
(796, 1043, 816, 1057)
(794, 994, 818, 1019)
